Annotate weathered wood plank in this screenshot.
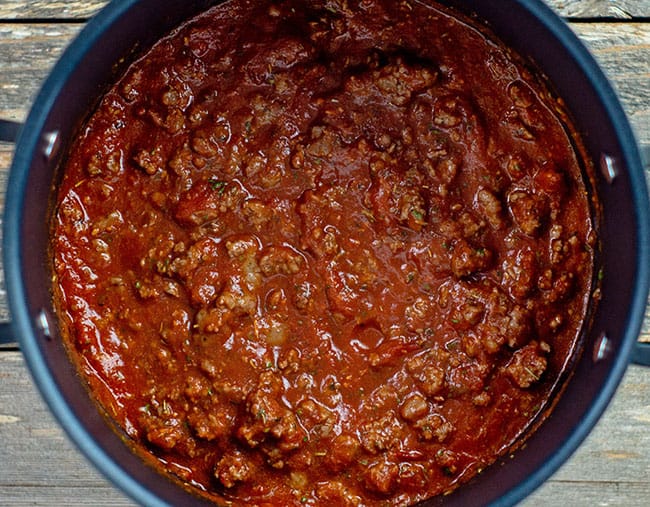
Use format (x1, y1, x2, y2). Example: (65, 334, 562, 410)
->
(1, 351, 649, 505)
(548, 0, 650, 19)
(0, 488, 134, 507)
(0, 4, 649, 506)
(525, 482, 650, 507)
(0, 1, 647, 21)
(0, 352, 134, 505)
(0, 22, 647, 142)
(0, 1, 106, 20)
(0, 24, 82, 121)
(570, 23, 650, 145)
(524, 363, 650, 505)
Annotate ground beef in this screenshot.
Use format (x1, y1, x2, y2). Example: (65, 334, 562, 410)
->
(52, 0, 595, 505)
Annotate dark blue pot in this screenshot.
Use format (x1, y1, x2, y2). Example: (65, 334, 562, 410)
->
(1, 1, 648, 505)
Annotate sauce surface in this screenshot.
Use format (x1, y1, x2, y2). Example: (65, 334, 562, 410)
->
(52, 0, 595, 505)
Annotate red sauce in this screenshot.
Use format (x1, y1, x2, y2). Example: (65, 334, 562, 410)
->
(52, 0, 596, 504)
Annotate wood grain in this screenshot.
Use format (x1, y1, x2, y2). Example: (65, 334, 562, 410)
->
(571, 23, 650, 145)
(548, 0, 650, 18)
(524, 363, 650, 506)
(0, 1, 647, 20)
(0, 1, 105, 20)
(0, 2, 649, 506)
(0, 353, 134, 506)
(1, 350, 648, 506)
(0, 22, 647, 142)
(0, 24, 82, 121)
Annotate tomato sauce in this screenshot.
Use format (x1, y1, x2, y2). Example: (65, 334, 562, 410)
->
(51, 0, 596, 505)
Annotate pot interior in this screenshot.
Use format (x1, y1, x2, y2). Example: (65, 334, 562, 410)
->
(5, 1, 648, 506)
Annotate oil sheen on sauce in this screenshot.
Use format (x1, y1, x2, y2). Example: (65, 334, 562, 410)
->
(52, 1, 595, 505)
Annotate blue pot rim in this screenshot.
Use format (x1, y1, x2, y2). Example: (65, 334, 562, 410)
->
(3, 1, 648, 506)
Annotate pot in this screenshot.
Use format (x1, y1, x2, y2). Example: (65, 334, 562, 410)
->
(0, 1, 649, 505)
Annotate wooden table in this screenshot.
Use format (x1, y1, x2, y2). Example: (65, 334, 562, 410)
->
(1, 1, 649, 505)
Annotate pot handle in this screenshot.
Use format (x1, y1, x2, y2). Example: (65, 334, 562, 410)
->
(0, 120, 22, 347)
(0, 119, 21, 143)
(632, 342, 650, 365)
(633, 144, 650, 366)
(0, 322, 17, 348)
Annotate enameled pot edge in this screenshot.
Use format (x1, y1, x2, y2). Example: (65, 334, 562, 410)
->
(1, 1, 649, 506)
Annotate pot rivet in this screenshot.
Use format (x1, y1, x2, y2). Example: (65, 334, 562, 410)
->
(35, 309, 52, 339)
(593, 332, 611, 362)
(599, 153, 619, 183)
(42, 130, 60, 160)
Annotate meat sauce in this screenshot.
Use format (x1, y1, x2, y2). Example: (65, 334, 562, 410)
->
(51, 0, 596, 505)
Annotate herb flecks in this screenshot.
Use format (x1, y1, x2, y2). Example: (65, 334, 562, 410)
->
(411, 209, 424, 221)
(208, 176, 227, 194)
